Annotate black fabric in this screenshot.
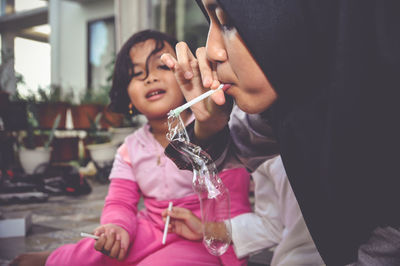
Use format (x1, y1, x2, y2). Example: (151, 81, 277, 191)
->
(165, 121, 231, 172)
(199, 0, 400, 265)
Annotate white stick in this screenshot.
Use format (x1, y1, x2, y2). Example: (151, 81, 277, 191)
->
(162, 201, 173, 245)
(170, 84, 224, 117)
(80, 232, 99, 240)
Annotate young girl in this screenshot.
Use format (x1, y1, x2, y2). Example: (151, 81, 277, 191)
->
(11, 30, 251, 266)
(161, 1, 400, 265)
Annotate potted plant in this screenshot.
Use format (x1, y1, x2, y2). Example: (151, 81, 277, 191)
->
(36, 85, 70, 129)
(108, 114, 146, 145)
(101, 105, 124, 129)
(85, 113, 118, 168)
(70, 88, 105, 129)
(18, 113, 61, 175)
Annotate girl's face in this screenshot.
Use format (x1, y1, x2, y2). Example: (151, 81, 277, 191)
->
(127, 40, 185, 120)
(202, 0, 277, 114)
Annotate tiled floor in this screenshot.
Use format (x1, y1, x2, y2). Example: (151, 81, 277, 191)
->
(0, 179, 108, 265)
(0, 178, 271, 266)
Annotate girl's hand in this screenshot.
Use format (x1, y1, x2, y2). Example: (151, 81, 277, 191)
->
(93, 224, 130, 261)
(161, 42, 232, 141)
(162, 207, 203, 241)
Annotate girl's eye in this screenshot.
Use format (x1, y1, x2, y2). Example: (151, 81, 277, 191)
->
(158, 64, 170, 70)
(132, 71, 143, 77)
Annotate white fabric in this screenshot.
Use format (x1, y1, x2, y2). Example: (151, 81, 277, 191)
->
(231, 156, 325, 266)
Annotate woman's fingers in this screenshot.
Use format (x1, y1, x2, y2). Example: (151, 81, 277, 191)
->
(161, 209, 168, 219)
(211, 66, 220, 89)
(160, 53, 176, 69)
(211, 89, 227, 106)
(176, 42, 196, 80)
(196, 47, 214, 88)
(168, 207, 192, 220)
(161, 52, 192, 87)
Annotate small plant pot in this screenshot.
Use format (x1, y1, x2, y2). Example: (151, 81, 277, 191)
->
(19, 147, 52, 175)
(86, 142, 118, 168)
(71, 104, 103, 129)
(109, 127, 136, 145)
(51, 137, 80, 162)
(101, 107, 124, 129)
(37, 102, 69, 129)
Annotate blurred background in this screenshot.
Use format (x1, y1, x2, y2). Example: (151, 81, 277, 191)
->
(0, 0, 210, 258)
(0, 0, 208, 100)
(0, 0, 209, 177)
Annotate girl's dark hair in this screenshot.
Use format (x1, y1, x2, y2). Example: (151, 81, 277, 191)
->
(109, 30, 178, 115)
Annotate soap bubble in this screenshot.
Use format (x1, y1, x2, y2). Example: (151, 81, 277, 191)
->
(167, 112, 232, 256)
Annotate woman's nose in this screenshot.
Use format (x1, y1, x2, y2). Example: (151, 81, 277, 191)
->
(206, 23, 227, 63)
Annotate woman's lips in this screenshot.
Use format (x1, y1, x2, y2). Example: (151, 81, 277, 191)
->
(222, 84, 232, 92)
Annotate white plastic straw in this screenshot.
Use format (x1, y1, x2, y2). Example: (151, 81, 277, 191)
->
(162, 201, 173, 245)
(80, 232, 99, 240)
(170, 84, 224, 117)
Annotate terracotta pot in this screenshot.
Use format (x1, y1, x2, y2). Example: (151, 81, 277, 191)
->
(101, 107, 124, 129)
(37, 102, 69, 129)
(71, 104, 103, 129)
(51, 137, 80, 162)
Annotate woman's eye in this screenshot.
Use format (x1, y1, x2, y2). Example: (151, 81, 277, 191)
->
(215, 8, 235, 32)
(221, 23, 234, 32)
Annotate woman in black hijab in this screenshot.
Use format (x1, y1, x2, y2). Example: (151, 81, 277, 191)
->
(162, 0, 400, 265)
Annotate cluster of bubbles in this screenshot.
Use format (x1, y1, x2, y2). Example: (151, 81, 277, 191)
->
(167, 111, 232, 256)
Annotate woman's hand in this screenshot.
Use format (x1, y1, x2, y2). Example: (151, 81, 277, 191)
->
(162, 207, 203, 241)
(161, 42, 232, 141)
(93, 223, 130, 261)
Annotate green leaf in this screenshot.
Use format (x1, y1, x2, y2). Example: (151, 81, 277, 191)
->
(44, 114, 61, 150)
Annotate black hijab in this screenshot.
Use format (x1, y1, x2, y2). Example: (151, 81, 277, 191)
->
(198, 0, 400, 264)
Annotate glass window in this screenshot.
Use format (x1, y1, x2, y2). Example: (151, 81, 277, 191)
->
(0, 0, 6, 15)
(87, 17, 115, 92)
(150, 0, 208, 52)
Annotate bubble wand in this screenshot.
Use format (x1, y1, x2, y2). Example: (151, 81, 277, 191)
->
(170, 84, 229, 117)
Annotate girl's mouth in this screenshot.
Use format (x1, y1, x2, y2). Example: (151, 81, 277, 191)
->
(146, 89, 166, 99)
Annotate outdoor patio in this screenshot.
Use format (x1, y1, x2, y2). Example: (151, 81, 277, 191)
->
(0, 176, 271, 266)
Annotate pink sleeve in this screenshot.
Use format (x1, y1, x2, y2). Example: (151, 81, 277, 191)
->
(109, 143, 136, 182)
(101, 178, 141, 240)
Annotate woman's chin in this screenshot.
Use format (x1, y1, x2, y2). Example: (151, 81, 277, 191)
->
(235, 100, 263, 114)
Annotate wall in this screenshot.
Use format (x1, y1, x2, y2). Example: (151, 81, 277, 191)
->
(50, 0, 114, 102)
(114, 0, 150, 51)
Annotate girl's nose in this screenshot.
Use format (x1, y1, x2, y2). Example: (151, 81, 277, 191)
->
(145, 73, 159, 84)
(206, 23, 227, 63)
